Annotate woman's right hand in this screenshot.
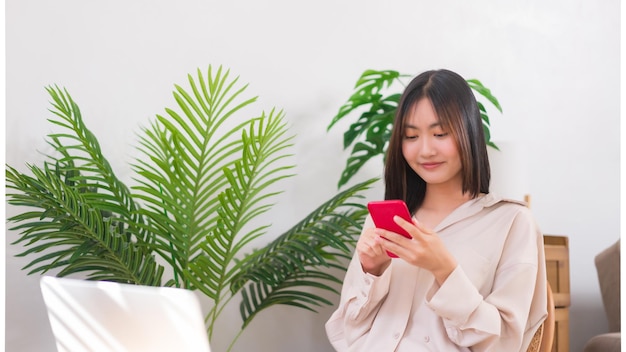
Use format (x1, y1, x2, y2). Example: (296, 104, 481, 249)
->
(356, 227, 392, 276)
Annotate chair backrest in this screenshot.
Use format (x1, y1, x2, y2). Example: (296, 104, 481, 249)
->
(527, 280, 555, 352)
(539, 281, 556, 351)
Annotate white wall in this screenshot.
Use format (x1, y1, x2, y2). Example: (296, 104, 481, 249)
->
(4, 1, 620, 351)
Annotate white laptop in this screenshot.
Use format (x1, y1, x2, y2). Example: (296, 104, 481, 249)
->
(40, 276, 212, 352)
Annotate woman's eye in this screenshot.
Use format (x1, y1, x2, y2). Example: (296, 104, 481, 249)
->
(434, 133, 448, 138)
(404, 135, 417, 140)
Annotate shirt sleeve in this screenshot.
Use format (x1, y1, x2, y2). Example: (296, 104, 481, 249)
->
(325, 217, 392, 351)
(424, 206, 545, 351)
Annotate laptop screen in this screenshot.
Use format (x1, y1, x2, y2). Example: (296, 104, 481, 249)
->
(40, 276, 212, 352)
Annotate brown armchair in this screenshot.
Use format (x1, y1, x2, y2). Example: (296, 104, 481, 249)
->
(583, 240, 620, 352)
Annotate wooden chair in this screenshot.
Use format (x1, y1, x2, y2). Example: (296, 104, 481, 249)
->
(527, 281, 556, 352)
(524, 196, 557, 352)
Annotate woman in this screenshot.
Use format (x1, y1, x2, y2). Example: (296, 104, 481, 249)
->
(325, 69, 547, 351)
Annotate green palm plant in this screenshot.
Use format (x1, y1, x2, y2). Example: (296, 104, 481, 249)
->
(327, 69, 503, 188)
(5, 65, 375, 350)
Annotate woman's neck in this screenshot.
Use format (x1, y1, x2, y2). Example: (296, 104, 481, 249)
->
(415, 184, 472, 229)
(421, 183, 472, 213)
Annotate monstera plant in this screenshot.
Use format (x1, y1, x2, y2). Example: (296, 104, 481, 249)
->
(5, 65, 375, 350)
(327, 69, 502, 188)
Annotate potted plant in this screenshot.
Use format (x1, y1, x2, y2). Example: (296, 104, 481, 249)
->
(5, 65, 376, 351)
(327, 69, 502, 188)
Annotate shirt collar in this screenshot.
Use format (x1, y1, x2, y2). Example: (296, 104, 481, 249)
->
(434, 193, 527, 232)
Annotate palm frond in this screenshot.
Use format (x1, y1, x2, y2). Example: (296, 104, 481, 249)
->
(44, 86, 141, 227)
(232, 178, 376, 327)
(239, 270, 341, 327)
(6, 164, 164, 285)
(132, 66, 258, 286)
(6, 86, 161, 285)
(184, 108, 295, 338)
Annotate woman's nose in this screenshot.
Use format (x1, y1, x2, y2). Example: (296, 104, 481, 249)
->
(420, 137, 436, 156)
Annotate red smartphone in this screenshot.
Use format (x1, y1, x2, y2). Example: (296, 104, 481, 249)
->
(367, 200, 413, 258)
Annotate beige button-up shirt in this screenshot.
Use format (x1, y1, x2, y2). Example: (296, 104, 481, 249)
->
(326, 193, 548, 351)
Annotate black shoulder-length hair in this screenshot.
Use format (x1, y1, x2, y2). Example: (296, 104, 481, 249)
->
(384, 69, 490, 213)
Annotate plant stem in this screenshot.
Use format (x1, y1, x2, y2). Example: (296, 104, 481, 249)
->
(226, 328, 244, 352)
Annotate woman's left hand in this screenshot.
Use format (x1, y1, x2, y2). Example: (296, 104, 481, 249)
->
(375, 216, 458, 285)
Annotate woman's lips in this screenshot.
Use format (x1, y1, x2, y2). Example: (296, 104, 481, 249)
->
(420, 162, 443, 170)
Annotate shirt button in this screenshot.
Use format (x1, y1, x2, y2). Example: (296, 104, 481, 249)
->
(424, 336, 430, 343)
(393, 332, 401, 340)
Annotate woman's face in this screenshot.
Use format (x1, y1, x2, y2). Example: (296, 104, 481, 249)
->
(401, 97, 463, 189)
